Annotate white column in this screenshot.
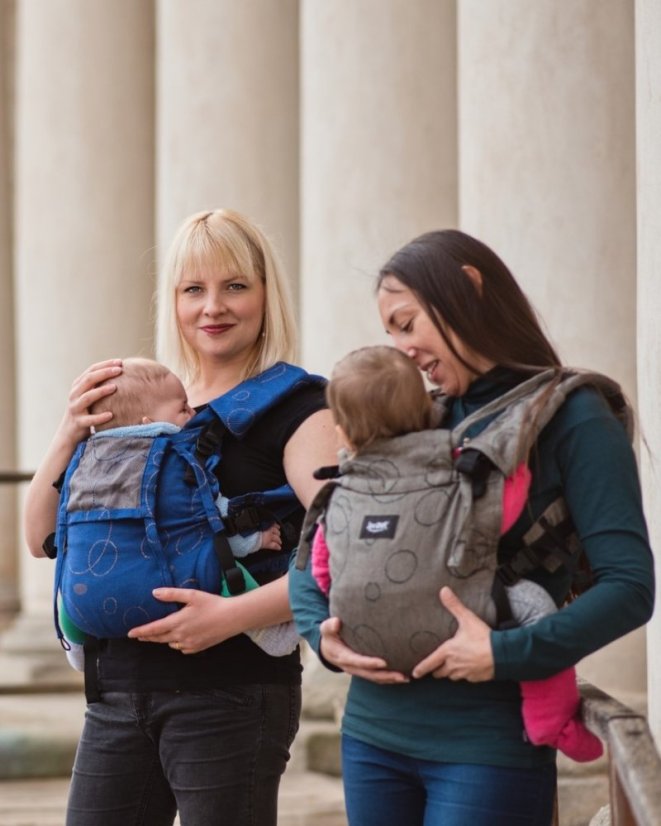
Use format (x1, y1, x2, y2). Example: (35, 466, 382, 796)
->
(156, 0, 299, 299)
(0, 0, 18, 626)
(300, 0, 458, 376)
(3, 0, 155, 680)
(459, 0, 642, 701)
(635, 0, 661, 746)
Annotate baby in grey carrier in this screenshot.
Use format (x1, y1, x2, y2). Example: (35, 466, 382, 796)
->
(294, 346, 624, 761)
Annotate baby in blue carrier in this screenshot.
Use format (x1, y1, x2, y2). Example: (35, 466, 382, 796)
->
(57, 357, 299, 670)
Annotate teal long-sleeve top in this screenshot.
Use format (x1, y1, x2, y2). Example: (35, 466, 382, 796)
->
(289, 368, 655, 768)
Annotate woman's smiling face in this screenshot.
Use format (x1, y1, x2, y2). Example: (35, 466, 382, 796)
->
(377, 275, 494, 396)
(175, 266, 265, 371)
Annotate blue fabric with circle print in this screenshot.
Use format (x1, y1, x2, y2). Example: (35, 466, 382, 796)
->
(53, 362, 325, 640)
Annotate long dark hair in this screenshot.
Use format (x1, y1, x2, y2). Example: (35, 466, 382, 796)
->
(377, 229, 561, 374)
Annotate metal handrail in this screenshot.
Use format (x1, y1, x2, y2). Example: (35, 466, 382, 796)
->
(580, 681, 661, 825)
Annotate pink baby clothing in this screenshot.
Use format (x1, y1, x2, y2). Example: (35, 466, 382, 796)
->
(521, 669, 603, 761)
(311, 526, 331, 597)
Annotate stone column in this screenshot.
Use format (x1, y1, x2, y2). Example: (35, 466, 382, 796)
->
(0, 0, 17, 628)
(156, 0, 299, 301)
(2, 0, 155, 683)
(459, 0, 642, 702)
(300, 0, 458, 376)
(635, 0, 661, 746)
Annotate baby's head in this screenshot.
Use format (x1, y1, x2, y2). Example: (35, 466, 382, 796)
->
(90, 358, 194, 432)
(327, 345, 433, 453)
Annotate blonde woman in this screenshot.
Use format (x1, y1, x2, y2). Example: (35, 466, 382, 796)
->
(25, 209, 336, 826)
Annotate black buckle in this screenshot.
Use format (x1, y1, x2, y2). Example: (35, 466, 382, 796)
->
(185, 421, 225, 485)
(224, 506, 266, 535)
(224, 566, 247, 596)
(42, 533, 58, 559)
(454, 449, 494, 500)
(496, 564, 520, 588)
(497, 546, 543, 585)
(313, 465, 341, 480)
(196, 427, 222, 459)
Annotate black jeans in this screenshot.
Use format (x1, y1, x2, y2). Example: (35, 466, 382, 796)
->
(66, 684, 301, 826)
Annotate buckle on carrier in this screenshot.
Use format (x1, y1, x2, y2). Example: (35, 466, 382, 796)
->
(497, 546, 543, 586)
(214, 532, 248, 595)
(223, 566, 247, 596)
(184, 422, 225, 485)
(224, 506, 266, 536)
(454, 448, 494, 500)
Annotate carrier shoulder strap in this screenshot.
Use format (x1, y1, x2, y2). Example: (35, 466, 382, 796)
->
(452, 368, 631, 478)
(193, 364, 325, 588)
(207, 361, 326, 438)
(294, 477, 339, 571)
(187, 360, 327, 532)
(169, 435, 250, 596)
(494, 370, 632, 592)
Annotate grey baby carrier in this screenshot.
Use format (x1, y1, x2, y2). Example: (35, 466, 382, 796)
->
(295, 369, 632, 674)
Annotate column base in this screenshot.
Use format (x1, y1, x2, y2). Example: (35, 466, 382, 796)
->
(0, 613, 82, 692)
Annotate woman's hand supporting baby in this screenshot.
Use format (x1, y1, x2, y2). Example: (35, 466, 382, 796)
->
(128, 575, 295, 655)
(319, 588, 494, 684)
(412, 587, 495, 682)
(319, 617, 410, 684)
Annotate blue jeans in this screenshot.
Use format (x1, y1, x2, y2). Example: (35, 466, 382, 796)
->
(341, 734, 557, 826)
(66, 685, 301, 826)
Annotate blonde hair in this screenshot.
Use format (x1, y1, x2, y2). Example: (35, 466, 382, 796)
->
(90, 358, 174, 431)
(327, 346, 433, 451)
(156, 209, 297, 386)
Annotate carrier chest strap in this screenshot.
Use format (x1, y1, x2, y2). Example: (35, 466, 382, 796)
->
(184, 419, 226, 485)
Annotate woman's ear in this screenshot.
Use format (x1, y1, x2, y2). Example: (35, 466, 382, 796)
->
(462, 265, 483, 296)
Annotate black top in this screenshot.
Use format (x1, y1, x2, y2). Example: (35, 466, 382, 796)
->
(96, 382, 327, 691)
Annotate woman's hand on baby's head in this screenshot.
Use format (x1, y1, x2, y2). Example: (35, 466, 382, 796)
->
(260, 523, 282, 551)
(61, 359, 123, 443)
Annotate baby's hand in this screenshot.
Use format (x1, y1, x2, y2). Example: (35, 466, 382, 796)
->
(260, 523, 282, 551)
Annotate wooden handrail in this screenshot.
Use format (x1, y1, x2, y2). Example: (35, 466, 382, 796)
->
(0, 471, 34, 483)
(580, 681, 661, 825)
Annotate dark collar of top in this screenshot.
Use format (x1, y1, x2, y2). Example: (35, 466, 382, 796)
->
(442, 366, 533, 430)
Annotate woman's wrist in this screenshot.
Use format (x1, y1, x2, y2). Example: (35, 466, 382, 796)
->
(232, 577, 292, 633)
(55, 414, 89, 451)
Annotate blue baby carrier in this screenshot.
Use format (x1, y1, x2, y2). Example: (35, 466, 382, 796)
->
(53, 362, 325, 644)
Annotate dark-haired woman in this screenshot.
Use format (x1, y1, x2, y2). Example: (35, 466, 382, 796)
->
(290, 229, 654, 826)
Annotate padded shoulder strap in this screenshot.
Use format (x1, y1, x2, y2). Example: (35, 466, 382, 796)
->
(294, 479, 338, 571)
(453, 369, 632, 476)
(206, 362, 326, 438)
(510, 369, 631, 444)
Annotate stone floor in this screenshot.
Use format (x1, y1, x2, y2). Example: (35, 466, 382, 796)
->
(0, 689, 347, 826)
